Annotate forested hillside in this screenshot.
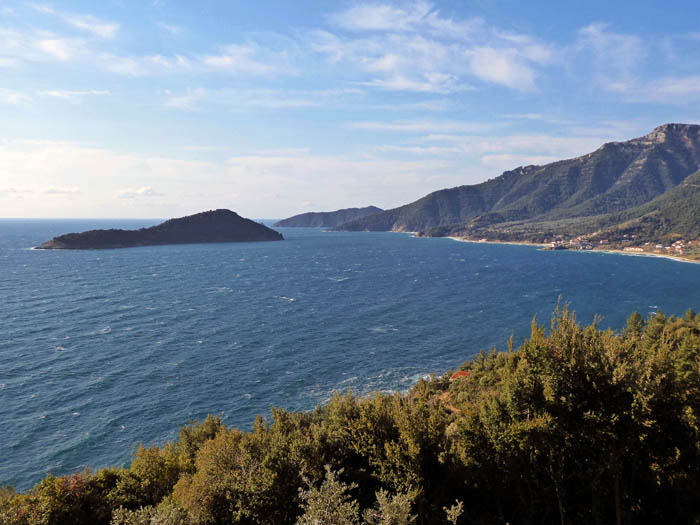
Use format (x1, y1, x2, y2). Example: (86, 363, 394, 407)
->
(336, 124, 700, 240)
(274, 206, 383, 227)
(3, 308, 700, 524)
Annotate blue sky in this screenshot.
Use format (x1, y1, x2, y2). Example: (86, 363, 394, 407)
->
(2, 0, 700, 218)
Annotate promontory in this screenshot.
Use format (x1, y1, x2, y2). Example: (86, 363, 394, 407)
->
(273, 206, 383, 228)
(36, 209, 283, 249)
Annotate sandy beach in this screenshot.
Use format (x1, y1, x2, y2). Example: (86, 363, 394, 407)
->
(446, 236, 700, 264)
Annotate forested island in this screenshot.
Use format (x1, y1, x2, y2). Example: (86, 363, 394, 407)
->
(36, 209, 283, 250)
(3, 307, 700, 524)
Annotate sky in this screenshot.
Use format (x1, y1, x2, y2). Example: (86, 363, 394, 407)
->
(2, 0, 700, 218)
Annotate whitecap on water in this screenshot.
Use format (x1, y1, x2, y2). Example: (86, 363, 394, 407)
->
(55, 346, 66, 351)
(328, 277, 349, 282)
(369, 325, 399, 334)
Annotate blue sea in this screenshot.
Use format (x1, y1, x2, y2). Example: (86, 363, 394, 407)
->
(2, 219, 700, 490)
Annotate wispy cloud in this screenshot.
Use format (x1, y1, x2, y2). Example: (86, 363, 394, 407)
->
(575, 23, 646, 91)
(313, 2, 554, 93)
(202, 43, 293, 76)
(467, 46, 538, 91)
(162, 87, 366, 111)
(0, 185, 81, 195)
(163, 88, 206, 109)
(350, 119, 497, 133)
(0, 88, 30, 104)
(328, 1, 482, 39)
(42, 89, 111, 101)
(64, 14, 119, 39)
(98, 53, 191, 76)
(35, 37, 80, 60)
(116, 186, 163, 199)
(157, 21, 183, 36)
(30, 4, 119, 39)
(647, 75, 700, 98)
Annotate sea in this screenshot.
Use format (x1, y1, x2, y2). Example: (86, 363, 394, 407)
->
(2, 219, 700, 490)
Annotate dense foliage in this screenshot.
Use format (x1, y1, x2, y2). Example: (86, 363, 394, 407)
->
(3, 308, 700, 524)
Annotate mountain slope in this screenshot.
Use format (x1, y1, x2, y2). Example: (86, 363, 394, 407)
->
(273, 206, 383, 227)
(336, 124, 700, 233)
(596, 170, 700, 241)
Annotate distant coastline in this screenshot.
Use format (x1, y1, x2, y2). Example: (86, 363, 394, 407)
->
(445, 235, 700, 264)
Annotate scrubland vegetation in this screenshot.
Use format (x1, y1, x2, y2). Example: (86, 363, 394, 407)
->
(3, 307, 700, 524)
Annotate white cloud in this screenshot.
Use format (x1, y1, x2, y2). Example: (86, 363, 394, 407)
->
(162, 87, 366, 111)
(328, 1, 481, 39)
(468, 46, 537, 91)
(0, 89, 30, 104)
(0, 57, 19, 67)
(350, 119, 496, 133)
(202, 44, 289, 75)
(99, 53, 191, 76)
(0, 185, 81, 195)
(43, 186, 81, 194)
(575, 23, 645, 91)
(647, 75, 700, 98)
(163, 88, 206, 109)
(0, 139, 467, 217)
(314, 2, 554, 92)
(42, 89, 111, 101)
(329, 1, 434, 32)
(63, 14, 119, 40)
(116, 186, 163, 199)
(0, 28, 82, 64)
(35, 38, 77, 60)
(30, 4, 119, 39)
(157, 22, 183, 36)
(607, 75, 700, 104)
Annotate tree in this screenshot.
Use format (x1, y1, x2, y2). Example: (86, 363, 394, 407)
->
(297, 466, 359, 525)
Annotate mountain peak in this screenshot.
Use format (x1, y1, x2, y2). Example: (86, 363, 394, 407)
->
(639, 123, 700, 144)
(335, 123, 700, 234)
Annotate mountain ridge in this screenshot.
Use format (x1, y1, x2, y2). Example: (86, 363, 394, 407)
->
(335, 123, 700, 238)
(273, 206, 383, 227)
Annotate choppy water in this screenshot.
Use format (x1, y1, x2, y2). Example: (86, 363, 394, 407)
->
(2, 219, 700, 490)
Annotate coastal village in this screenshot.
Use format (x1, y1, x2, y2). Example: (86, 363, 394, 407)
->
(544, 234, 697, 260)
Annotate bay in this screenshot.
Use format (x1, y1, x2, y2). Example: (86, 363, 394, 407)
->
(1, 219, 699, 490)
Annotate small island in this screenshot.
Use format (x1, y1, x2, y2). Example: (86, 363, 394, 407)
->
(36, 209, 283, 249)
